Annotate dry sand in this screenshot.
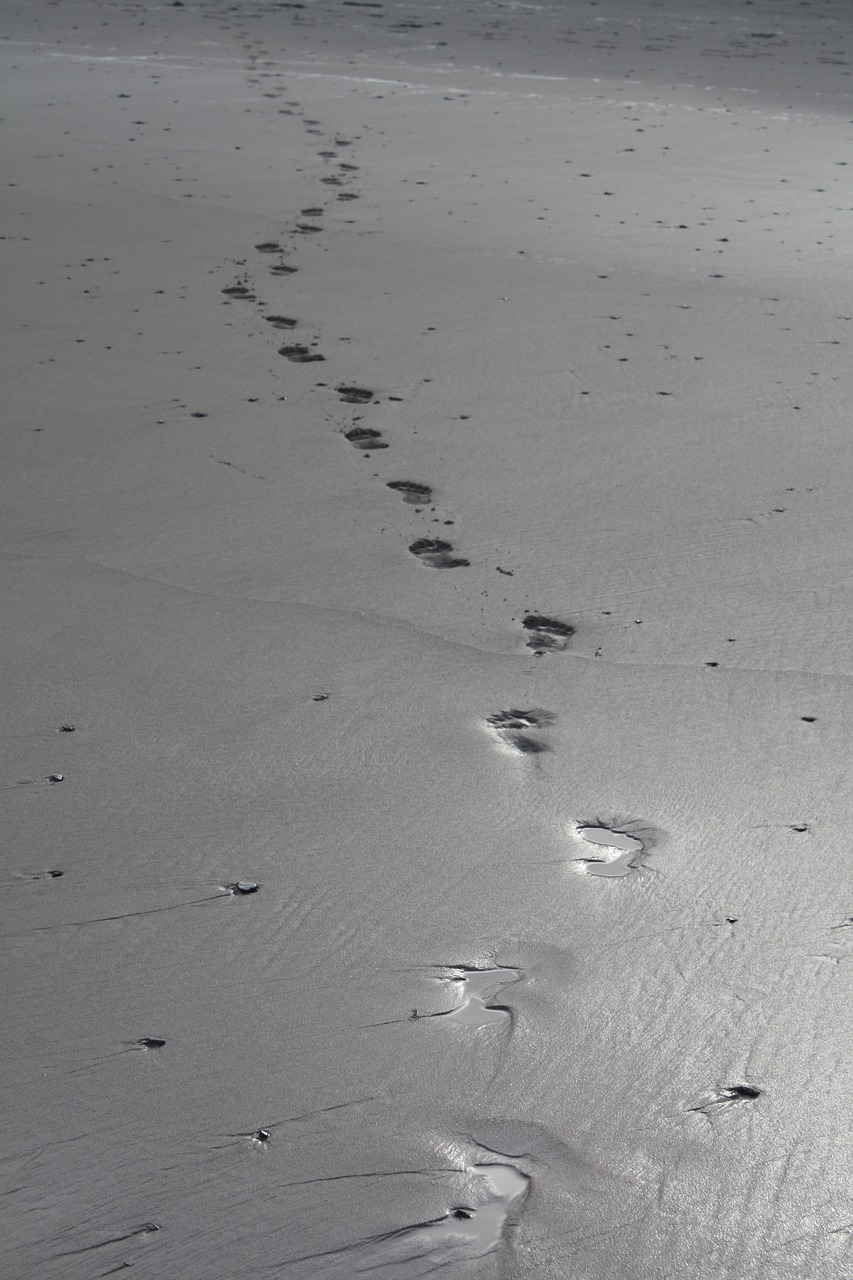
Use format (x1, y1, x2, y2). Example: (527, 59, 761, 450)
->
(3, 1, 853, 1276)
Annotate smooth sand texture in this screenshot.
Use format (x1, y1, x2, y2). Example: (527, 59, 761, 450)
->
(3, 1, 853, 1276)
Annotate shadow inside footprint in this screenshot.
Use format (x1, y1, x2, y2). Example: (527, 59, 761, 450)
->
(345, 426, 387, 450)
(265, 315, 298, 329)
(576, 825, 645, 878)
(221, 284, 255, 299)
(387, 480, 433, 504)
(255, 241, 282, 253)
(522, 614, 575, 652)
(269, 262, 297, 276)
(486, 709, 554, 755)
(279, 344, 325, 363)
(336, 385, 374, 404)
(409, 538, 469, 568)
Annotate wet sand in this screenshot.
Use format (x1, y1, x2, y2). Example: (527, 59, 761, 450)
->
(3, 1, 852, 1276)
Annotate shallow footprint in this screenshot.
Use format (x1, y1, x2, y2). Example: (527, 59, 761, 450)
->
(576, 824, 645, 877)
(336, 385, 374, 404)
(269, 262, 298, 276)
(522, 614, 574, 652)
(389, 1162, 528, 1269)
(255, 241, 282, 253)
(387, 479, 433, 504)
(690, 1084, 762, 1116)
(292, 1157, 528, 1274)
(345, 426, 387, 450)
(279, 344, 325, 363)
(486, 708, 554, 755)
(409, 538, 469, 569)
(265, 315, 298, 329)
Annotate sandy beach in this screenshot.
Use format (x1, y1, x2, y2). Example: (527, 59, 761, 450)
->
(3, 2, 853, 1276)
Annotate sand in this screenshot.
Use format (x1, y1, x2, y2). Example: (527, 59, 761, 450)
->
(3, 1, 852, 1276)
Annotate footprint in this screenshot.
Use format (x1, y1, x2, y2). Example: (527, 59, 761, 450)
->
(3, 867, 64, 884)
(486, 709, 554, 755)
(269, 262, 298, 276)
(522, 614, 574, 652)
(255, 241, 283, 253)
(387, 479, 432, 504)
(345, 426, 387, 450)
(416, 966, 520, 1026)
(301, 206, 324, 217)
(289, 1157, 528, 1273)
(409, 538, 469, 568)
(575, 824, 646, 877)
(403, 1162, 528, 1263)
(295, 223, 322, 233)
(279, 344, 325, 363)
(336, 385, 374, 404)
(690, 1084, 762, 1115)
(265, 315, 298, 329)
(221, 283, 255, 299)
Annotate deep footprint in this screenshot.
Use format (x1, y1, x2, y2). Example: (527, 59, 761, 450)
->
(255, 241, 282, 253)
(522, 614, 575, 652)
(387, 479, 433, 504)
(345, 426, 387, 450)
(416, 966, 519, 1026)
(336, 385, 374, 404)
(265, 315, 298, 329)
(409, 538, 469, 568)
(486, 709, 555, 755)
(279, 344, 325, 363)
(269, 262, 297, 276)
(576, 824, 646, 877)
(221, 284, 255, 299)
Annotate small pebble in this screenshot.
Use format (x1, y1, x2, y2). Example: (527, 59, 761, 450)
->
(60, 724, 75, 732)
(233, 880, 258, 894)
(48, 773, 64, 783)
(137, 1037, 166, 1049)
